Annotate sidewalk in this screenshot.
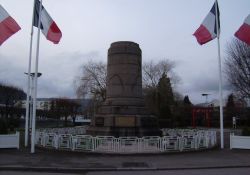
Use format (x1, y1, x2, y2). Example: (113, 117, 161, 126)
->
(1, 147, 250, 173)
(1, 129, 248, 173)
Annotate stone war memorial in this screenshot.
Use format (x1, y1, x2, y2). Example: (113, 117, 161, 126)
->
(34, 42, 217, 153)
(87, 41, 161, 137)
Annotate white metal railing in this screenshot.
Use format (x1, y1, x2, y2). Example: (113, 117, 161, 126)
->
(230, 133, 250, 149)
(0, 132, 20, 149)
(35, 129, 217, 153)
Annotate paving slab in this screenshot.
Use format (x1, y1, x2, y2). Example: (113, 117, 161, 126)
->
(0, 128, 247, 173)
(1, 147, 250, 173)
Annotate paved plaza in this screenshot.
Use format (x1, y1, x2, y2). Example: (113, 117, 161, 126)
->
(1, 146, 250, 174)
(1, 129, 249, 174)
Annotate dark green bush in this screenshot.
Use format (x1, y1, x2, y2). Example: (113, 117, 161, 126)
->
(242, 127, 250, 136)
(7, 118, 20, 131)
(0, 118, 8, 134)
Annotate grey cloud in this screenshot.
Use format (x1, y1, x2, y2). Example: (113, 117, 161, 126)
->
(0, 51, 103, 98)
(36, 51, 102, 98)
(0, 54, 27, 91)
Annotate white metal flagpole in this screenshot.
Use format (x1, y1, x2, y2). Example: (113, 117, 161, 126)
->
(25, 0, 36, 148)
(31, 0, 42, 154)
(215, 0, 224, 149)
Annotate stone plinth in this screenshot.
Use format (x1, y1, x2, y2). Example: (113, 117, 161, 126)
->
(87, 41, 161, 137)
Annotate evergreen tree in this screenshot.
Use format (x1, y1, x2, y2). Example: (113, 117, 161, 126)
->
(183, 95, 192, 105)
(181, 95, 193, 127)
(226, 94, 235, 108)
(157, 73, 174, 119)
(226, 93, 236, 123)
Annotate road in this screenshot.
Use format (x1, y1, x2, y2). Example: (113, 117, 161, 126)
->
(1, 168, 250, 175)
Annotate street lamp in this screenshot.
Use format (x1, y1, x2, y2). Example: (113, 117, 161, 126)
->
(202, 93, 210, 103)
(25, 72, 42, 77)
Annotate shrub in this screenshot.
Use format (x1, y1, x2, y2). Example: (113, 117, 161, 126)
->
(242, 127, 250, 136)
(7, 118, 20, 131)
(0, 118, 8, 134)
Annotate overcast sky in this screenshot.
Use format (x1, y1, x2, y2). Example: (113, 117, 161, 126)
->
(0, 0, 249, 104)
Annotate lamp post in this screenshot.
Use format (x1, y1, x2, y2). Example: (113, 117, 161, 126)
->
(202, 93, 210, 104)
(24, 72, 42, 146)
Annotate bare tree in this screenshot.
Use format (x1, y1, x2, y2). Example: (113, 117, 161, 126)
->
(75, 60, 107, 102)
(68, 99, 81, 125)
(142, 59, 179, 89)
(75, 59, 180, 104)
(49, 98, 81, 126)
(225, 39, 250, 100)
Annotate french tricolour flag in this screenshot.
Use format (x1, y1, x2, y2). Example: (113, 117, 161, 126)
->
(33, 0, 62, 44)
(235, 14, 250, 45)
(193, 1, 220, 45)
(0, 5, 21, 46)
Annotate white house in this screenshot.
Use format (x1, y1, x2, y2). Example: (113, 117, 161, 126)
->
(17, 98, 52, 111)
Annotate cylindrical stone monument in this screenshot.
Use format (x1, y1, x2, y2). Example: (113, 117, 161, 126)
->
(87, 41, 161, 137)
(105, 41, 143, 106)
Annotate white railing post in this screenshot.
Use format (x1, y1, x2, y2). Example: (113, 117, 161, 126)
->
(230, 133, 234, 150)
(92, 136, 95, 151)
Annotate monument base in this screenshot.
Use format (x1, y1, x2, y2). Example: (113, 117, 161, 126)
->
(87, 126, 161, 137)
(87, 114, 162, 137)
(87, 41, 162, 138)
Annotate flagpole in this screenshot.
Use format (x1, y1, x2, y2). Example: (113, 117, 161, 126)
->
(31, 0, 42, 154)
(25, 0, 36, 148)
(215, 0, 224, 149)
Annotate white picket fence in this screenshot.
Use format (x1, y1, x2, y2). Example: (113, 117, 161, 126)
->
(35, 129, 217, 153)
(0, 132, 20, 149)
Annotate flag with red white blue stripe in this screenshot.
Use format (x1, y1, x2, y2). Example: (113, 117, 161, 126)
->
(0, 5, 21, 46)
(193, 1, 220, 45)
(235, 14, 250, 45)
(33, 0, 62, 44)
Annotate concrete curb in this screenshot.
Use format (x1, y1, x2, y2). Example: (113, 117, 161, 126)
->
(1, 165, 250, 173)
(35, 145, 219, 155)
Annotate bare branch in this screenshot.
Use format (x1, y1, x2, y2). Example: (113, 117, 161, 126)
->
(142, 59, 179, 89)
(225, 38, 250, 100)
(75, 60, 107, 102)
